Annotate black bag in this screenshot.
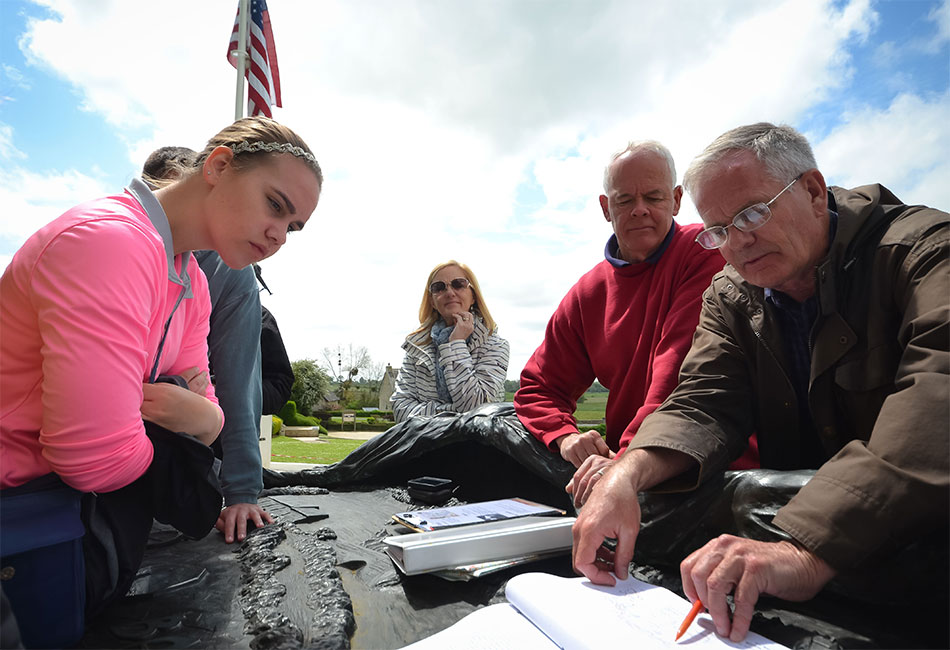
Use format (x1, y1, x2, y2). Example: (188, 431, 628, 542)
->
(144, 422, 223, 539)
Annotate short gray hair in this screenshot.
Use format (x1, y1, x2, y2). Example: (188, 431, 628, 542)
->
(603, 140, 677, 192)
(683, 123, 816, 196)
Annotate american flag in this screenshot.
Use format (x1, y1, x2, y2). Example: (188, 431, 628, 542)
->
(227, 0, 282, 118)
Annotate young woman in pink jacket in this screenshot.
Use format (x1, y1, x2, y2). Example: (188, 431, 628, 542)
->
(0, 116, 322, 647)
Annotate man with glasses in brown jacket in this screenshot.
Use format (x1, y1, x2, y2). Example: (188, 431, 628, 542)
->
(571, 122, 949, 646)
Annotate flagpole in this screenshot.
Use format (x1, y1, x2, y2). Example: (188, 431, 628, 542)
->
(233, 0, 251, 120)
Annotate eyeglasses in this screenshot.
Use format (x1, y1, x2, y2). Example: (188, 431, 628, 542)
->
(694, 175, 801, 250)
(429, 278, 471, 294)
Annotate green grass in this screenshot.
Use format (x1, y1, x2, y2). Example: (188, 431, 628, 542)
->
(505, 389, 607, 422)
(271, 435, 365, 464)
(574, 393, 608, 422)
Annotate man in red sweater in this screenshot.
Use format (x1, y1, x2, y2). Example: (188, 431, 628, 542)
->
(515, 141, 741, 498)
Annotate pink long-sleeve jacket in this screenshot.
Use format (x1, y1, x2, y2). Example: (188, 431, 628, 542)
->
(0, 181, 221, 493)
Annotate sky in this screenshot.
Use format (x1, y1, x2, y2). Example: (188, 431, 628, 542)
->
(1, 0, 948, 380)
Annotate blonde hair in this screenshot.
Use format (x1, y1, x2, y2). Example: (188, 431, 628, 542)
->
(410, 260, 497, 342)
(145, 116, 323, 188)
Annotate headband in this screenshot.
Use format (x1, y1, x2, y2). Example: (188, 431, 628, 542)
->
(230, 140, 319, 167)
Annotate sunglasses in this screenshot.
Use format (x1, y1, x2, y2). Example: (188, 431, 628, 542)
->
(429, 278, 471, 294)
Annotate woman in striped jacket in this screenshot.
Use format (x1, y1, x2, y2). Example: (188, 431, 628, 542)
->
(391, 261, 509, 423)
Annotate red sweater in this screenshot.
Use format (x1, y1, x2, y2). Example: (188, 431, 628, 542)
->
(516, 222, 755, 463)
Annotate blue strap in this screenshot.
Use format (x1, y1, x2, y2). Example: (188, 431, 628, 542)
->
(148, 284, 188, 384)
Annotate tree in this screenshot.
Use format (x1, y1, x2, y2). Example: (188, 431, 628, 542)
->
(504, 379, 520, 393)
(289, 359, 332, 416)
(363, 360, 386, 384)
(320, 344, 372, 381)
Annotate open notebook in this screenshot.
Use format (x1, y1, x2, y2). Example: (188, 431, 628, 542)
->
(402, 572, 786, 649)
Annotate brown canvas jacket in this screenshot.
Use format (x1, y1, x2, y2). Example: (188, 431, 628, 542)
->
(629, 184, 949, 570)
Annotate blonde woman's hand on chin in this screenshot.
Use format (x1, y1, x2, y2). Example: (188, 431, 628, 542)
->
(449, 310, 475, 341)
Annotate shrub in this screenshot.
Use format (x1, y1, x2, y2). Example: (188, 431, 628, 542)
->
(271, 415, 283, 436)
(278, 400, 320, 427)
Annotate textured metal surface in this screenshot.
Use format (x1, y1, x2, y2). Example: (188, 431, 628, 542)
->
(80, 412, 947, 648)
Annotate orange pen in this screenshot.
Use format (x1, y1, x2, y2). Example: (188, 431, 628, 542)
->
(675, 599, 704, 641)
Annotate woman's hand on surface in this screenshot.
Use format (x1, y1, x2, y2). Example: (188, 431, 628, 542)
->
(216, 503, 275, 543)
(449, 311, 475, 341)
(141, 381, 222, 445)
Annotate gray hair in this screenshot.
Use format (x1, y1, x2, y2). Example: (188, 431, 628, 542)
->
(603, 140, 677, 192)
(683, 122, 816, 196)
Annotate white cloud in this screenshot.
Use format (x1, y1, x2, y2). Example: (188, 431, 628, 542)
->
(258, 2, 874, 377)
(19, 0, 231, 132)
(0, 123, 26, 160)
(872, 1, 947, 71)
(924, 0, 950, 51)
(0, 165, 111, 267)
(8, 0, 945, 379)
(812, 91, 950, 209)
(2, 64, 32, 92)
